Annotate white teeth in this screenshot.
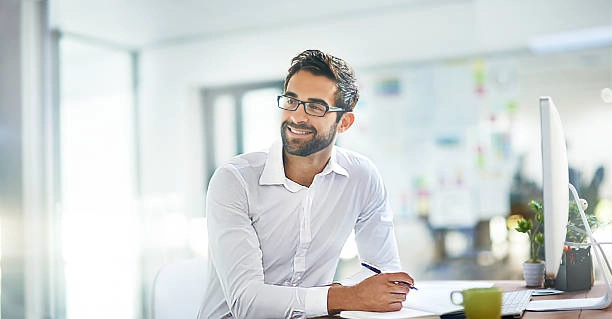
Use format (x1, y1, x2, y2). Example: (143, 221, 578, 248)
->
(289, 127, 310, 135)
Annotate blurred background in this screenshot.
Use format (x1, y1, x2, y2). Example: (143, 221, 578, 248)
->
(1, 0, 612, 318)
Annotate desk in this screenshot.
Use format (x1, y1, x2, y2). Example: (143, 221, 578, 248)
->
(324, 281, 611, 319)
(495, 280, 611, 319)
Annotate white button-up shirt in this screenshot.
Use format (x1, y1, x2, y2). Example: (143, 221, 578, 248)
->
(199, 141, 402, 319)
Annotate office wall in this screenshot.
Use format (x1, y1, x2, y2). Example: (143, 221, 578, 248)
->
(513, 49, 612, 197)
(341, 49, 612, 224)
(137, 0, 612, 220)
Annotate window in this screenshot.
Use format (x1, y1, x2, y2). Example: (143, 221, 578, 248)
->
(59, 38, 139, 319)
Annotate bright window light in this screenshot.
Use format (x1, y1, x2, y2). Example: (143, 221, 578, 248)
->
(60, 37, 138, 319)
(242, 88, 281, 153)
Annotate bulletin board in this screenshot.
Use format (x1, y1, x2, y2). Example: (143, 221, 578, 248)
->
(339, 57, 518, 228)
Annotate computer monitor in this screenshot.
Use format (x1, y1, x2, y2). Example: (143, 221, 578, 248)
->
(539, 96, 569, 285)
(527, 96, 612, 311)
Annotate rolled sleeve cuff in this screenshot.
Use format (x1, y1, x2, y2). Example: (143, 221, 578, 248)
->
(305, 286, 331, 317)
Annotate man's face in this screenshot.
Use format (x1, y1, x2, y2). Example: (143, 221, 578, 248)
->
(281, 70, 340, 157)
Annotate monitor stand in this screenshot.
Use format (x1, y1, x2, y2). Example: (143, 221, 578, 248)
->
(526, 183, 612, 311)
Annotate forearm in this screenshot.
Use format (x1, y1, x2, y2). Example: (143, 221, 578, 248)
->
(227, 282, 322, 318)
(210, 240, 330, 317)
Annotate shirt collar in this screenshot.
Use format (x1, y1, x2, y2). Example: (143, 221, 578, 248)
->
(259, 140, 349, 186)
(324, 147, 349, 177)
(259, 140, 286, 186)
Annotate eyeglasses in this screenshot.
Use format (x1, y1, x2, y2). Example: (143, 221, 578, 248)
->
(277, 95, 345, 117)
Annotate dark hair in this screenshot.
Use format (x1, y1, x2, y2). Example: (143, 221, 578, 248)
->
(284, 50, 359, 114)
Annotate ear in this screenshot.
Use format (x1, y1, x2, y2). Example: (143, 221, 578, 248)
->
(337, 112, 355, 133)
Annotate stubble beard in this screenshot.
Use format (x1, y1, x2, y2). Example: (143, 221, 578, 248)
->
(281, 120, 337, 157)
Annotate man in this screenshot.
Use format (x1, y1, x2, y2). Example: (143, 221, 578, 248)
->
(199, 50, 413, 319)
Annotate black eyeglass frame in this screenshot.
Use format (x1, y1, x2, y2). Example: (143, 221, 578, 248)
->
(277, 95, 346, 117)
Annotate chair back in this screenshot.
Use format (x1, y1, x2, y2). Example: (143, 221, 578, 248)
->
(151, 258, 208, 319)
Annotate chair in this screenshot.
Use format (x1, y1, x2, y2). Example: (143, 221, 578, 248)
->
(151, 258, 208, 319)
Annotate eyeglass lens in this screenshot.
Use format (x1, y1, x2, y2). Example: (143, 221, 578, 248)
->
(278, 96, 328, 116)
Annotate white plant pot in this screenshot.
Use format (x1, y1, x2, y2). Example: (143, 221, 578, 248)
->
(523, 261, 545, 287)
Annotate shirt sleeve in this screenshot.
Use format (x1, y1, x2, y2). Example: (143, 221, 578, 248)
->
(206, 165, 330, 318)
(353, 162, 403, 272)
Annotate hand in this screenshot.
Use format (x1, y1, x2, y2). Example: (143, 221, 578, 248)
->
(353, 272, 413, 311)
(328, 272, 414, 313)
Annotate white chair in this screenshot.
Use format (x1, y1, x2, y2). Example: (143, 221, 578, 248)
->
(151, 258, 208, 319)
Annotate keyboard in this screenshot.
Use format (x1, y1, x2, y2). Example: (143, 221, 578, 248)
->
(502, 289, 532, 318)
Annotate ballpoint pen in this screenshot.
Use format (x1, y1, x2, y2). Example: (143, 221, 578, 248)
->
(361, 262, 418, 290)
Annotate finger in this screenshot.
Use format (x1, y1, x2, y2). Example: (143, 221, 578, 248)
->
(390, 290, 408, 297)
(385, 278, 412, 290)
(402, 274, 414, 286)
(389, 293, 407, 303)
(388, 283, 410, 294)
(386, 272, 415, 286)
(388, 301, 404, 311)
(392, 280, 413, 288)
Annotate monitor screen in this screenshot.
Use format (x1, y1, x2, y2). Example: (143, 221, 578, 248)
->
(540, 96, 570, 284)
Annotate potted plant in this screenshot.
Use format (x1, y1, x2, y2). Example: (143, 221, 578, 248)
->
(555, 199, 608, 291)
(516, 198, 607, 290)
(514, 200, 545, 287)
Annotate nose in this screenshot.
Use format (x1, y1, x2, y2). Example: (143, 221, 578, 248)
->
(289, 102, 309, 123)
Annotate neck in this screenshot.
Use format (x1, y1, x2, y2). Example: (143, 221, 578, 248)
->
(283, 147, 333, 187)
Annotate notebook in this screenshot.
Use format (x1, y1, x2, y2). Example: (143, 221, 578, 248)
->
(340, 308, 440, 319)
(339, 281, 494, 319)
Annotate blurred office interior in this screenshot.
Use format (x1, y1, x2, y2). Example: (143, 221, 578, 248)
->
(1, 0, 612, 318)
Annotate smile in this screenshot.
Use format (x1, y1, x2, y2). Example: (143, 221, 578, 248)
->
(288, 126, 313, 135)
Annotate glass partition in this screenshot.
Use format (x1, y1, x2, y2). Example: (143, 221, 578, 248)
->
(59, 37, 139, 319)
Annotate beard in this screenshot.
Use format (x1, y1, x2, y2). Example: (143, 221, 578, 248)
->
(281, 120, 337, 157)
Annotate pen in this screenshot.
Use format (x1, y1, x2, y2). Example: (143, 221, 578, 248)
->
(361, 262, 418, 290)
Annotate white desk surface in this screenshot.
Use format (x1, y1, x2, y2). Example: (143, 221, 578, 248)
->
(322, 280, 611, 319)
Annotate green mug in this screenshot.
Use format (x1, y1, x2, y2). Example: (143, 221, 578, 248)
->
(450, 287, 503, 319)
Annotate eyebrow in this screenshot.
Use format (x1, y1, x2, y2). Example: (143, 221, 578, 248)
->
(284, 91, 330, 106)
